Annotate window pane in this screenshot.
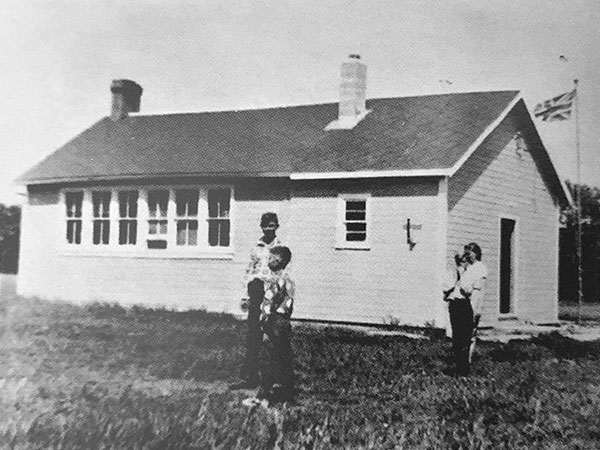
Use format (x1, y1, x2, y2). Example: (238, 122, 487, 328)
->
(130, 193, 138, 217)
(159, 221, 168, 234)
(93, 221, 101, 244)
(176, 190, 199, 217)
(188, 220, 198, 245)
(346, 222, 366, 232)
(208, 188, 230, 218)
(119, 222, 127, 245)
(148, 220, 168, 236)
(148, 190, 168, 218)
(130, 221, 137, 244)
(66, 221, 73, 243)
(346, 211, 366, 221)
(347, 232, 366, 241)
(75, 221, 82, 244)
(67, 220, 81, 244)
(66, 192, 83, 218)
(102, 221, 110, 244)
(176, 221, 186, 245)
(93, 221, 109, 245)
(119, 191, 138, 218)
(346, 200, 366, 211)
(209, 220, 230, 247)
(176, 220, 198, 246)
(119, 193, 127, 218)
(93, 192, 111, 218)
(147, 240, 167, 250)
(119, 220, 137, 245)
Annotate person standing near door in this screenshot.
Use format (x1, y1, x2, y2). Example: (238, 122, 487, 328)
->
(445, 242, 487, 376)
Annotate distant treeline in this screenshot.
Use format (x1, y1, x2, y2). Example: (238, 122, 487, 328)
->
(560, 182, 600, 303)
(0, 203, 20, 274)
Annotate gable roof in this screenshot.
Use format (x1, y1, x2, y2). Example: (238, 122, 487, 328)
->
(19, 90, 520, 183)
(15, 89, 571, 206)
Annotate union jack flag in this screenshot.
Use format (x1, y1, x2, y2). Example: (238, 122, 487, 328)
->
(534, 89, 576, 121)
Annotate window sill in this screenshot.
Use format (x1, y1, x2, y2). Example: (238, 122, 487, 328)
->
(497, 314, 518, 321)
(334, 245, 371, 251)
(59, 248, 234, 260)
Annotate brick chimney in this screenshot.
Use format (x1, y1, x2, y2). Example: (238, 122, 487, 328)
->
(110, 79, 143, 120)
(326, 54, 370, 130)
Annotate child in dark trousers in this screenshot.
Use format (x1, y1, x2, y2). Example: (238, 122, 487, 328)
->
(235, 213, 283, 390)
(258, 245, 295, 404)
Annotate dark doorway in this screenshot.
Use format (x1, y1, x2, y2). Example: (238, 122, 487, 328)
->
(500, 218, 516, 314)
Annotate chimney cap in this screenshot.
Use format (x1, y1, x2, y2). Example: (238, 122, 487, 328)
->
(111, 79, 142, 94)
(110, 79, 143, 120)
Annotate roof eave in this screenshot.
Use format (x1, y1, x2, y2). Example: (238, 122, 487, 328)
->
(20, 168, 453, 186)
(290, 168, 451, 180)
(19, 171, 293, 186)
(448, 92, 522, 177)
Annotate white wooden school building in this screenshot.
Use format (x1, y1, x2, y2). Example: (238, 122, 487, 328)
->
(17, 56, 570, 328)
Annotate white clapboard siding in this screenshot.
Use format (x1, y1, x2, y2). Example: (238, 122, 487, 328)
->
(18, 181, 291, 315)
(447, 114, 559, 325)
(288, 179, 441, 326)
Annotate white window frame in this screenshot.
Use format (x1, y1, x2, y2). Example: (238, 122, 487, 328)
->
(91, 190, 111, 246)
(175, 188, 202, 247)
(64, 190, 84, 245)
(118, 190, 139, 246)
(207, 187, 232, 248)
(146, 189, 169, 250)
(336, 193, 371, 250)
(60, 184, 234, 259)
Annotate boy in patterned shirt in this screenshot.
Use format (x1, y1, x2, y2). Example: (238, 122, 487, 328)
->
(258, 245, 295, 404)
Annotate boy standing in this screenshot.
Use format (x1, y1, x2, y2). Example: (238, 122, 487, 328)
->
(235, 213, 283, 389)
(258, 245, 295, 404)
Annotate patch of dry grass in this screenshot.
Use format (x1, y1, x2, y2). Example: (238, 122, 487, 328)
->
(1, 288, 600, 449)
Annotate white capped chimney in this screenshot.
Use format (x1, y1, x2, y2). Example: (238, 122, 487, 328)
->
(326, 54, 370, 130)
(110, 79, 143, 121)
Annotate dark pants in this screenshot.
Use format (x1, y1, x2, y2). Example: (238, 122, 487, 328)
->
(242, 279, 264, 385)
(260, 313, 294, 402)
(449, 298, 474, 376)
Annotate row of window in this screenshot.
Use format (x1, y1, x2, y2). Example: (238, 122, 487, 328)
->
(65, 187, 231, 250)
(64, 187, 370, 252)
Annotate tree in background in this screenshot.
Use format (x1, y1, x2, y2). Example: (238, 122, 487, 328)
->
(0, 203, 21, 274)
(560, 182, 600, 303)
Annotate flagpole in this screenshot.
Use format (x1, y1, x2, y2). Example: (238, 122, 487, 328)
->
(574, 79, 583, 323)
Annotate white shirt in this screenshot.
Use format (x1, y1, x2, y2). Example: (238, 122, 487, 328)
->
(459, 261, 488, 296)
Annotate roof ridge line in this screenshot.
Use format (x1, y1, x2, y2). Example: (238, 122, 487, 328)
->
(126, 90, 522, 118)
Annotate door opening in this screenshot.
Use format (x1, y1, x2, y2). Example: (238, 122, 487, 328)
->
(499, 218, 516, 314)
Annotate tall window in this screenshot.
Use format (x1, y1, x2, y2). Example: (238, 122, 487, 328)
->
(147, 190, 169, 249)
(344, 199, 367, 242)
(119, 191, 138, 245)
(176, 189, 199, 246)
(337, 194, 369, 249)
(63, 186, 233, 254)
(207, 188, 231, 247)
(65, 191, 83, 245)
(92, 192, 111, 245)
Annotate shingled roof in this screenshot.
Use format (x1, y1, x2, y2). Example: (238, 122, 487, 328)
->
(19, 90, 524, 184)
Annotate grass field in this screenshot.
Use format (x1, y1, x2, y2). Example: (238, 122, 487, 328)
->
(2, 281, 600, 449)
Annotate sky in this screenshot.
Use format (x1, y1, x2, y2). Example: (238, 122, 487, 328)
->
(1, 0, 599, 204)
